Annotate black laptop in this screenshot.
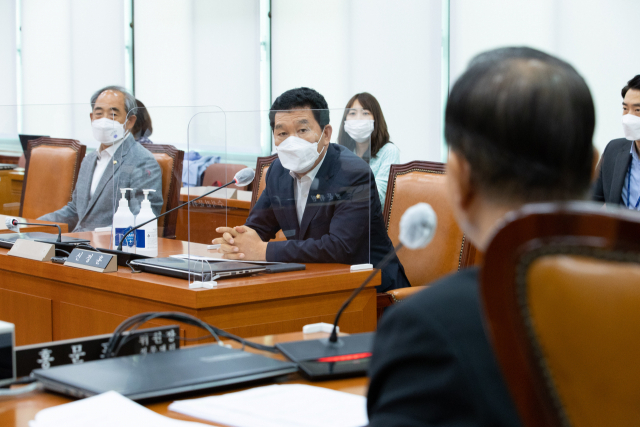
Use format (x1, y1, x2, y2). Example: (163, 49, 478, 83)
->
(19, 134, 48, 152)
(32, 344, 298, 400)
(0, 232, 90, 249)
(130, 257, 266, 281)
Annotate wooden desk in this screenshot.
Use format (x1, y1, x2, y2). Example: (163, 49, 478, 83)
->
(0, 332, 368, 426)
(175, 194, 251, 244)
(0, 232, 378, 347)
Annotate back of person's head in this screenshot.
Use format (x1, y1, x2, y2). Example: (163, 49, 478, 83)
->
(622, 75, 640, 98)
(445, 46, 595, 203)
(131, 99, 153, 138)
(269, 87, 330, 131)
(338, 92, 390, 159)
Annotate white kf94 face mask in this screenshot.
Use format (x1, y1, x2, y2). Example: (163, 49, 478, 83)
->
(276, 127, 326, 174)
(92, 117, 127, 146)
(344, 119, 374, 143)
(623, 114, 640, 141)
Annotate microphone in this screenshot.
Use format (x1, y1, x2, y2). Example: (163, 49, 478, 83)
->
(5, 217, 62, 242)
(327, 202, 437, 343)
(275, 203, 438, 379)
(116, 167, 255, 251)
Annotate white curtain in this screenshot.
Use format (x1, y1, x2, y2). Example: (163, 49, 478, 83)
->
(0, 0, 18, 140)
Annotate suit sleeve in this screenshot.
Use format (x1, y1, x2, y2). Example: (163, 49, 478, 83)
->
(38, 185, 80, 231)
(367, 305, 479, 427)
(264, 169, 372, 264)
(591, 144, 608, 203)
(245, 166, 281, 242)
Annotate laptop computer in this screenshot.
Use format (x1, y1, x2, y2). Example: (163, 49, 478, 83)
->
(18, 134, 48, 153)
(0, 232, 90, 249)
(32, 343, 298, 400)
(130, 257, 266, 281)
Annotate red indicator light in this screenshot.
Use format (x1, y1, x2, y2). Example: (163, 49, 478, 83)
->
(317, 352, 372, 363)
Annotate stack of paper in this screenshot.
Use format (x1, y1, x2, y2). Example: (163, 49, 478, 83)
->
(30, 391, 209, 427)
(169, 384, 368, 427)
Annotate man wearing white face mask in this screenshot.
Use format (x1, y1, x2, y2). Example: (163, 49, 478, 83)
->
(39, 86, 163, 232)
(593, 75, 640, 209)
(213, 87, 409, 292)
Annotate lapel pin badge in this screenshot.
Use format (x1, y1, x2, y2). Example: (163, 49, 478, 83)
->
(316, 194, 320, 199)
(113, 160, 117, 165)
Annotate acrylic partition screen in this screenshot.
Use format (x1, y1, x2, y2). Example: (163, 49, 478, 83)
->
(182, 107, 375, 284)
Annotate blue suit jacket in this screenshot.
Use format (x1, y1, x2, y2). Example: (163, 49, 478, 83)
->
(246, 143, 409, 292)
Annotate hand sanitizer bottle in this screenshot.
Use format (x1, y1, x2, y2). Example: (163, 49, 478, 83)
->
(112, 188, 135, 252)
(135, 189, 158, 257)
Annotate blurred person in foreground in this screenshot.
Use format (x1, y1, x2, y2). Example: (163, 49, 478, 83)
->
(132, 99, 154, 144)
(367, 47, 595, 426)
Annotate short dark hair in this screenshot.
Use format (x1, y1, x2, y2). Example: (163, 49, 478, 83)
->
(269, 87, 330, 131)
(445, 46, 595, 203)
(622, 75, 640, 98)
(338, 92, 391, 160)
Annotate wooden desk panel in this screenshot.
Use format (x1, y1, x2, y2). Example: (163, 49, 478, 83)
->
(0, 232, 378, 346)
(0, 332, 368, 426)
(175, 194, 251, 244)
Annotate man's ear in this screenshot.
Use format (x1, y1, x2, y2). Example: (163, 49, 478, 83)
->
(125, 115, 137, 131)
(321, 124, 332, 146)
(446, 150, 474, 211)
(89, 112, 93, 121)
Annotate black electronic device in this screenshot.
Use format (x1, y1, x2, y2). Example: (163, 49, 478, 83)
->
(263, 263, 306, 274)
(51, 256, 67, 264)
(277, 332, 374, 380)
(0, 163, 16, 171)
(95, 247, 151, 266)
(0, 232, 90, 250)
(276, 203, 439, 380)
(129, 257, 266, 281)
(32, 343, 297, 400)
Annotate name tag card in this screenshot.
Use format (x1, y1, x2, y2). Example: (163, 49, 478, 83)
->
(64, 248, 117, 273)
(7, 239, 55, 262)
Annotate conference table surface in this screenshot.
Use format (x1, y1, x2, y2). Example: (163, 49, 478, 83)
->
(0, 231, 379, 346)
(0, 332, 369, 427)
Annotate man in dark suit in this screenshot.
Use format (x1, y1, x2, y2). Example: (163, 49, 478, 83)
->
(367, 47, 596, 426)
(212, 87, 408, 292)
(592, 75, 640, 208)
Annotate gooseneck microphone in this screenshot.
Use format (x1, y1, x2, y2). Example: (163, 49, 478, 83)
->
(327, 202, 437, 343)
(116, 167, 255, 251)
(5, 217, 62, 242)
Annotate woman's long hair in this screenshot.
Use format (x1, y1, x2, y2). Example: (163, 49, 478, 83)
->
(337, 92, 390, 161)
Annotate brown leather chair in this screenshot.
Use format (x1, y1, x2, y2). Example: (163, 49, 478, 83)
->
(250, 153, 286, 241)
(143, 144, 184, 239)
(481, 202, 640, 427)
(202, 163, 250, 191)
(21, 138, 86, 219)
(377, 161, 479, 317)
(250, 154, 278, 209)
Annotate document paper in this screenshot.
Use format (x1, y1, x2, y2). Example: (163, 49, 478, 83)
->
(30, 391, 209, 427)
(169, 384, 368, 427)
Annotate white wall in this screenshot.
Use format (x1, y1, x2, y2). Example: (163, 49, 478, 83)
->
(450, 0, 640, 154)
(272, 0, 443, 162)
(0, 0, 17, 135)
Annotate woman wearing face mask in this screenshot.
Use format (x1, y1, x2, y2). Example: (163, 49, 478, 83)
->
(337, 92, 400, 207)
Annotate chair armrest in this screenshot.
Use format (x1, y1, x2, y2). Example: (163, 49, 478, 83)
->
(387, 286, 424, 302)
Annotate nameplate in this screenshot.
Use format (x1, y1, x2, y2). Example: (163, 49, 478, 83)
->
(64, 248, 117, 273)
(7, 239, 55, 262)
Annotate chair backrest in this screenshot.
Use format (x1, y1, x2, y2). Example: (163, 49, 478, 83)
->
(201, 163, 250, 191)
(383, 161, 477, 287)
(481, 202, 640, 427)
(143, 144, 184, 238)
(250, 154, 278, 209)
(21, 137, 86, 219)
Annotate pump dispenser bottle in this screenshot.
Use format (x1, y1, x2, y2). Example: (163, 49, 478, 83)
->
(135, 189, 158, 256)
(113, 188, 135, 252)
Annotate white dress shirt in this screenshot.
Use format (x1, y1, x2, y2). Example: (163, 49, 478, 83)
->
(290, 153, 326, 225)
(90, 140, 124, 197)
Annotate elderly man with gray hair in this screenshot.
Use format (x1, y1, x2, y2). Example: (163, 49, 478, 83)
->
(40, 86, 163, 232)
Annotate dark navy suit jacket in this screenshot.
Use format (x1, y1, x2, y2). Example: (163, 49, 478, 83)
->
(245, 143, 409, 292)
(592, 138, 633, 205)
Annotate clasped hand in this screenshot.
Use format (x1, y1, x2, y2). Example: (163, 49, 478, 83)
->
(212, 225, 267, 261)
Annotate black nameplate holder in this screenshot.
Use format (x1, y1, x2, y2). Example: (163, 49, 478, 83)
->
(64, 248, 117, 273)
